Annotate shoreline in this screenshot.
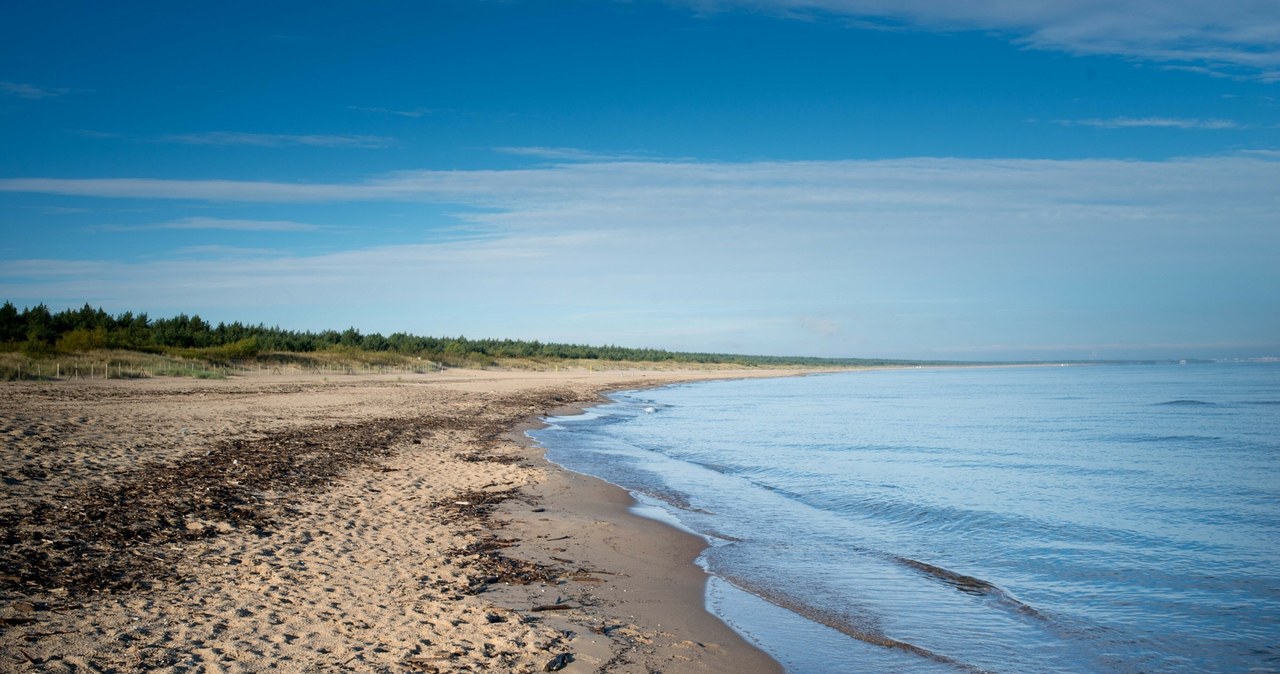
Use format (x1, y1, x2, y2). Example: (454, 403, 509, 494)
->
(0, 368, 799, 672)
(503, 392, 786, 673)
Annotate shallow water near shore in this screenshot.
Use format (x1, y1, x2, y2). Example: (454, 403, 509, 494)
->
(530, 364, 1280, 673)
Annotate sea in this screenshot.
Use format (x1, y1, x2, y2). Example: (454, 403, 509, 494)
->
(528, 363, 1280, 673)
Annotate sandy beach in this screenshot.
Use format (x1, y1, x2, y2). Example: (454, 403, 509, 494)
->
(1, 368, 795, 673)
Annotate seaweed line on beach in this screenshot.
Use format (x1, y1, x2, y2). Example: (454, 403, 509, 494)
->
(0, 386, 598, 600)
(434, 487, 566, 595)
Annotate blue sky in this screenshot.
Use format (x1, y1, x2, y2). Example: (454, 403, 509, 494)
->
(2, 0, 1278, 360)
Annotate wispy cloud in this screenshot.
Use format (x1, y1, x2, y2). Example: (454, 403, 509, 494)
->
(347, 106, 435, 118)
(4, 155, 1280, 223)
(1160, 64, 1236, 79)
(0, 81, 71, 100)
(173, 245, 286, 257)
(0, 178, 370, 202)
(68, 129, 395, 148)
(104, 217, 326, 232)
(29, 206, 91, 215)
(494, 146, 659, 162)
(2, 153, 1277, 357)
(157, 131, 395, 148)
(1053, 117, 1245, 130)
(697, 1, 1280, 78)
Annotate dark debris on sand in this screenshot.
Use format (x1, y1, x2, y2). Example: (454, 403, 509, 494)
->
(435, 488, 565, 594)
(0, 386, 595, 599)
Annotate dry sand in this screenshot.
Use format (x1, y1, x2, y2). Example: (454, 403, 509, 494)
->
(1, 368, 798, 673)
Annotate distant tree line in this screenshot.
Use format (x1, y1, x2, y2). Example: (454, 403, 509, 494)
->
(0, 301, 936, 367)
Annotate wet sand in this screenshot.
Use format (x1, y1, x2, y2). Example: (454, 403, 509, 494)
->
(0, 368, 794, 673)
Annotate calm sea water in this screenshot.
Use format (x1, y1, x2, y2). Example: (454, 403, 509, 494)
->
(529, 364, 1280, 673)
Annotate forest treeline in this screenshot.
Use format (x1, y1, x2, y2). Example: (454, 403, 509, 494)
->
(0, 302, 934, 367)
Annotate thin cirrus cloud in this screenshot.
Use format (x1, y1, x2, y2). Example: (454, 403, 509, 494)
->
(104, 217, 326, 232)
(173, 245, 286, 257)
(0, 177, 378, 202)
(2, 154, 1276, 356)
(700, 1, 1280, 78)
(3, 155, 1279, 230)
(1053, 117, 1246, 130)
(5, 151, 1274, 225)
(346, 106, 436, 118)
(493, 146, 661, 162)
(157, 131, 395, 148)
(0, 81, 71, 99)
(2, 154, 1277, 278)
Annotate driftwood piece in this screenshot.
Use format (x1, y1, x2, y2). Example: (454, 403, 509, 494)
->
(530, 604, 575, 612)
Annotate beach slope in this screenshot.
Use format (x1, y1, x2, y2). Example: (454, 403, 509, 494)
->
(0, 369, 788, 673)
